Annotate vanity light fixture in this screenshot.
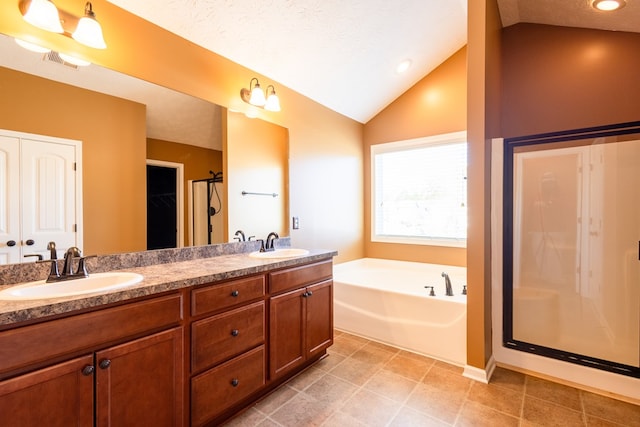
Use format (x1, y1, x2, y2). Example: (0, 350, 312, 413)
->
(21, 0, 63, 33)
(15, 37, 51, 53)
(19, 0, 107, 49)
(591, 0, 626, 11)
(240, 78, 281, 112)
(72, 2, 107, 49)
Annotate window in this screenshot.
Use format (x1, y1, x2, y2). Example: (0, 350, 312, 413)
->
(371, 131, 467, 247)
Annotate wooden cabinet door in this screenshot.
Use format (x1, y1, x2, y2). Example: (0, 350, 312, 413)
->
(269, 287, 305, 379)
(305, 280, 334, 358)
(0, 355, 94, 426)
(95, 327, 184, 427)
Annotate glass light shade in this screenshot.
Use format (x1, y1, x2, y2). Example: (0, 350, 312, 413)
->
(249, 84, 266, 106)
(23, 0, 64, 33)
(73, 16, 107, 49)
(59, 52, 91, 66)
(265, 93, 281, 112)
(592, 0, 625, 10)
(15, 38, 51, 53)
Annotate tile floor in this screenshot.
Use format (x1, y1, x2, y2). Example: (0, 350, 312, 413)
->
(223, 330, 640, 427)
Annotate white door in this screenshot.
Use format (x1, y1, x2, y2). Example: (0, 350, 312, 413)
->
(0, 135, 20, 264)
(0, 130, 81, 264)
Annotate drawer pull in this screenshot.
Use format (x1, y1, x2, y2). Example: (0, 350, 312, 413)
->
(231, 329, 239, 337)
(231, 290, 239, 297)
(231, 378, 239, 387)
(81, 365, 95, 376)
(99, 359, 111, 369)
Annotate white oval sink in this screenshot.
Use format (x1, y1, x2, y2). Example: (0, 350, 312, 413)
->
(0, 272, 144, 301)
(249, 248, 310, 259)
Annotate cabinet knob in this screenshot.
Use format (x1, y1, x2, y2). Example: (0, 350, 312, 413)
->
(307, 290, 313, 297)
(81, 365, 95, 376)
(6, 240, 16, 247)
(231, 378, 239, 387)
(99, 359, 111, 369)
(231, 290, 239, 297)
(25, 239, 35, 246)
(231, 329, 239, 337)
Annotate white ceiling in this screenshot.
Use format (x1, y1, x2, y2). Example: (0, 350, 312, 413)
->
(2, 1, 637, 146)
(106, 0, 469, 124)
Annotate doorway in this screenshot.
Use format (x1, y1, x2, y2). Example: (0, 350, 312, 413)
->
(146, 160, 184, 250)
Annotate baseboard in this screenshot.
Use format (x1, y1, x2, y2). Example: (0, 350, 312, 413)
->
(462, 356, 496, 384)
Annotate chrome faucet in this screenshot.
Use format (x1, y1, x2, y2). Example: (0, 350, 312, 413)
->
(39, 245, 95, 283)
(442, 272, 454, 296)
(234, 230, 246, 242)
(265, 232, 279, 251)
(62, 247, 82, 276)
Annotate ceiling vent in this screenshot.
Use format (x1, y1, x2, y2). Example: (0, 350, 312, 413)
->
(42, 51, 79, 69)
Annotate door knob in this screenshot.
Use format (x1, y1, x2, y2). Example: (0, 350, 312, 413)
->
(6, 240, 16, 247)
(25, 239, 35, 246)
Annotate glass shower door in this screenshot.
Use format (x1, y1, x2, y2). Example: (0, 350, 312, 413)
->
(504, 123, 640, 377)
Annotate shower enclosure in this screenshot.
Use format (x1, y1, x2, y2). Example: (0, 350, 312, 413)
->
(503, 121, 640, 378)
(190, 172, 223, 245)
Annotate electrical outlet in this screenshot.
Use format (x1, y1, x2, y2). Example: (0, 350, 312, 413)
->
(292, 216, 300, 229)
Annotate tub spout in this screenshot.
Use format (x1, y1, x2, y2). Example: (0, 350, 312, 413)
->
(441, 272, 454, 296)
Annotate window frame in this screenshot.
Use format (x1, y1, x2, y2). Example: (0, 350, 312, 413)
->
(370, 130, 467, 248)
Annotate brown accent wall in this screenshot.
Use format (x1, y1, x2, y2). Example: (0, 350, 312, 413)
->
(146, 138, 223, 246)
(0, 66, 146, 255)
(502, 23, 640, 138)
(363, 47, 467, 266)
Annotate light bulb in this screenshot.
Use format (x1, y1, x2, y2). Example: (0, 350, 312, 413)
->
(23, 0, 63, 33)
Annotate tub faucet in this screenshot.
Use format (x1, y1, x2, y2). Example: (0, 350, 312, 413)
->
(442, 272, 454, 296)
(265, 232, 279, 251)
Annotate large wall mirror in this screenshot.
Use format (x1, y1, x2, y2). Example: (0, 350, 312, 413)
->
(0, 32, 289, 264)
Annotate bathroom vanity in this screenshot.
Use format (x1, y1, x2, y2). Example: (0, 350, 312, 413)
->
(0, 247, 336, 426)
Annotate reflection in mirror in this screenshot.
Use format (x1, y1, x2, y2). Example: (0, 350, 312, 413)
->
(0, 32, 288, 265)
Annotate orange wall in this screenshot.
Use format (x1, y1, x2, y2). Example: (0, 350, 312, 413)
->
(0, 0, 364, 263)
(502, 23, 640, 138)
(147, 138, 223, 246)
(467, 0, 503, 370)
(226, 113, 289, 241)
(363, 47, 467, 266)
(0, 66, 146, 255)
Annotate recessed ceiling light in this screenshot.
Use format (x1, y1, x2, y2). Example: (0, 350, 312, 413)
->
(396, 59, 412, 74)
(592, 0, 626, 11)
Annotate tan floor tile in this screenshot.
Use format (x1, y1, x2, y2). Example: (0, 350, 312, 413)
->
(336, 331, 370, 344)
(286, 366, 325, 391)
(383, 353, 434, 381)
(433, 360, 464, 374)
(362, 340, 401, 354)
(456, 400, 520, 427)
(253, 384, 298, 415)
(526, 376, 582, 411)
(585, 414, 629, 427)
(405, 382, 466, 424)
(422, 364, 472, 396)
(466, 381, 524, 417)
(222, 407, 268, 426)
(398, 349, 437, 363)
(270, 392, 334, 427)
(321, 410, 367, 426)
(363, 369, 418, 402)
(581, 391, 640, 427)
(256, 419, 282, 427)
(317, 351, 346, 371)
(329, 356, 382, 386)
(388, 406, 450, 426)
(330, 334, 367, 357)
(522, 395, 586, 427)
(490, 366, 526, 392)
(303, 373, 358, 408)
(350, 344, 396, 366)
(340, 388, 400, 427)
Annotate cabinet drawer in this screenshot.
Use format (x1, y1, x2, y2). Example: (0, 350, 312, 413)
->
(269, 260, 333, 294)
(0, 293, 183, 379)
(191, 301, 265, 372)
(191, 345, 265, 427)
(191, 275, 265, 316)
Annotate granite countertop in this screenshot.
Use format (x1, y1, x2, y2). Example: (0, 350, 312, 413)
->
(0, 249, 337, 327)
